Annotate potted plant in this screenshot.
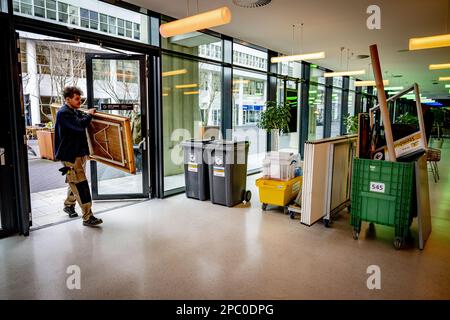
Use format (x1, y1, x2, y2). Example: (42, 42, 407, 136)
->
(257, 101, 291, 151)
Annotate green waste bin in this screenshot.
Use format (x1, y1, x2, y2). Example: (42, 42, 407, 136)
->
(350, 158, 415, 249)
(206, 140, 251, 207)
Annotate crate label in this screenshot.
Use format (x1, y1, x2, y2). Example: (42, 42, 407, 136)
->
(188, 163, 198, 172)
(369, 165, 377, 171)
(292, 181, 300, 194)
(213, 166, 225, 177)
(370, 182, 385, 193)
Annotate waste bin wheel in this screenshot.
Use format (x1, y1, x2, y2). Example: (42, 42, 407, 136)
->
(262, 203, 268, 211)
(289, 211, 296, 220)
(394, 237, 404, 250)
(323, 219, 330, 228)
(244, 190, 252, 203)
(352, 229, 359, 240)
(283, 206, 289, 215)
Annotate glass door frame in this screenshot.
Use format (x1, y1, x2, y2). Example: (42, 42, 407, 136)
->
(85, 53, 150, 200)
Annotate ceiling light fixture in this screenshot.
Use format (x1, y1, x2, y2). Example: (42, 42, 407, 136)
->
(439, 76, 450, 81)
(183, 91, 199, 95)
(162, 69, 188, 77)
(175, 83, 198, 89)
(385, 86, 404, 91)
(271, 52, 325, 63)
(446, 84, 450, 88)
(325, 70, 366, 78)
(271, 23, 325, 63)
(409, 34, 450, 50)
(354, 80, 389, 87)
(429, 63, 450, 70)
(160, 6, 232, 38)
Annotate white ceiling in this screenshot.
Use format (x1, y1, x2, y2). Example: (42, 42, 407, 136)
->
(130, 0, 450, 99)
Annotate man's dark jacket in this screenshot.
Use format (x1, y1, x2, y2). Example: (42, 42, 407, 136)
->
(54, 104, 93, 163)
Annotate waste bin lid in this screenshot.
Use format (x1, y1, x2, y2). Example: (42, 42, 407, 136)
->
(181, 138, 214, 147)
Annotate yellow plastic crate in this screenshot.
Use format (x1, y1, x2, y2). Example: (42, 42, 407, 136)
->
(255, 176, 302, 207)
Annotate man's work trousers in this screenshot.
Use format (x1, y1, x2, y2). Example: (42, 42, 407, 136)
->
(62, 156, 92, 221)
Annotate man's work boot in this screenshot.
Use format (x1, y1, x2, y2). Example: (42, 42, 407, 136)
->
(63, 206, 78, 218)
(83, 215, 103, 227)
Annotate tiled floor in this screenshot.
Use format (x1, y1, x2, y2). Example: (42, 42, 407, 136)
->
(1, 142, 449, 299)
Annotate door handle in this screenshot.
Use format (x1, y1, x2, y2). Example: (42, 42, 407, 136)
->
(138, 138, 146, 151)
(0, 148, 5, 166)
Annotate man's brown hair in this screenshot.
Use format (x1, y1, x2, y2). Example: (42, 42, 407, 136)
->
(63, 86, 83, 99)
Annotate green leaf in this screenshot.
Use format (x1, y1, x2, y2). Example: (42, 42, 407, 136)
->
(257, 101, 291, 134)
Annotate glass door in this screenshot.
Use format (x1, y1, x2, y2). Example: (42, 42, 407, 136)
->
(85, 53, 149, 200)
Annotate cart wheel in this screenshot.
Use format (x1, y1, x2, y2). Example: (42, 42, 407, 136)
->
(283, 206, 289, 215)
(352, 229, 359, 240)
(323, 219, 330, 228)
(289, 211, 296, 219)
(394, 237, 404, 250)
(262, 203, 268, 211)
(245, 190, 252, 202)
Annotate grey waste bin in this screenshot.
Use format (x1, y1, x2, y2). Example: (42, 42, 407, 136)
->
(206, 140, 251, 207)
(181, 139, 213, 201)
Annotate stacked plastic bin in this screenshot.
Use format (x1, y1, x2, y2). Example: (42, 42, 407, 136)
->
(350, 158, 415, 249)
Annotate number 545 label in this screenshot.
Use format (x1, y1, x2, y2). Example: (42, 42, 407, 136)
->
(370, 182, 385, 193)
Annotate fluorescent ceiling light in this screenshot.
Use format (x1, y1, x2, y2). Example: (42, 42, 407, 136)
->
(446, 84, 450, 88)
(422, 98, 435, 103)
(429, 63, 450, 70)
(162, 93, 169, 97)
(175, 83, 198, 89)
(439, 77, 450, 81)
(160, 7, 232, 38)
(385, 86, 404, 91)
(183, 91, 199, 95)
(271, 52, 326, 63)
(162, 69, 188, 77)
(324, 70, 366, 78)
(409, 34, 450, 50)
(354, 80, 389, 87)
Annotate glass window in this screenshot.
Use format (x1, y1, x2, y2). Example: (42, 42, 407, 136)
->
(347, 90, 356, 119)
(277, 61, 302, 78)
(310, 66, 325, 85)
(46, 0, 56, 20)
(133, 23, 140, 40)
(117, 18, 125, 36)
(232, 68, 267, 172)
(161, 24, 223, 62)
(34, 0, 45, 17)
(13, 0, 20, 12)
(89, 10, 98, 30)
(108, 16, 116, 34)
(68, 5, 79, 25)
(162, 55, 222, 192)
(308, 84, 325, 140)
(233, 43, 267, 71)
(332, 76, 343, 88)
(278, 80, 300, 153)
(331, 88, 342, 137)
(14, 1, 150, 44)
(80, 8, 89, 28)
(116, 60, 138, 83)
(58, 2, 68, 23)
(20, 0, 32, 15)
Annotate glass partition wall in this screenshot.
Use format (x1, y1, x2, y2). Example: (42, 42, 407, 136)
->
(162, 55, 222, 191)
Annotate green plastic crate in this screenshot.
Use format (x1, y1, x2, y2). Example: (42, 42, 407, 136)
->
(350, 158, 415, 247)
